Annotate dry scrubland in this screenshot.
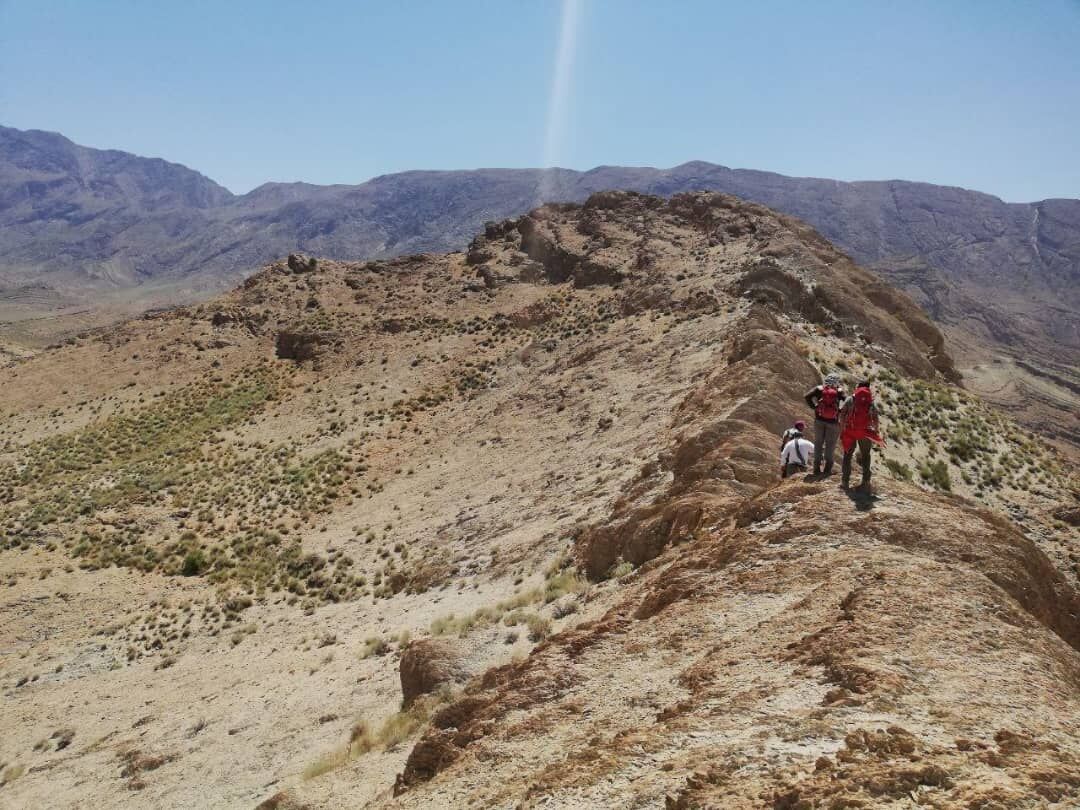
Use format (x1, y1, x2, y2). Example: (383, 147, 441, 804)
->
(1, 192, 1078, 809)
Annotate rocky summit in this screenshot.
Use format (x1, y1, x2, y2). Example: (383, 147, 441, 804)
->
(0, 192, 1077, 808)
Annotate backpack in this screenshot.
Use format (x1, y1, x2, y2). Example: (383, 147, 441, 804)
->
(780, 428, 798, 451)
(792, 439, 807, 467)
(816, 386, 840, 421)
(847, 387, 874, 433)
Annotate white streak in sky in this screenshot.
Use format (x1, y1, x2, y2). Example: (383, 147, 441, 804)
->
(538, 0, 582, 206)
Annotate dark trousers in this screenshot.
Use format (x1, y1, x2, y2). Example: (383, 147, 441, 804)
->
(842, 438, 872, 486)
(782, 462, 807, 478)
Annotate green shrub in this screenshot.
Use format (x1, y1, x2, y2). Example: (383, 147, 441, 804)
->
(181, 551, 206, 576)
(884, 459, 913, 481)
(919, 460, 951, 491)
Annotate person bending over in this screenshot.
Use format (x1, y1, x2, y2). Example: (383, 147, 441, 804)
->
(780, 430, 815, 478)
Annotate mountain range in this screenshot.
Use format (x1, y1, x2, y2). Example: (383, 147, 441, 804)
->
(1, 124, 1077, 450)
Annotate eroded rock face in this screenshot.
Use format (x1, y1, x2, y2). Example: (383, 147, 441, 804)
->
(209, 306, 267, 334)
(399, 639, 467, 708)
(274, 328, 338, 362)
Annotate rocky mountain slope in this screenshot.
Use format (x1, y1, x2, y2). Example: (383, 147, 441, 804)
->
(1, 192, 1076, 809)
(2, 125, 1076, 453)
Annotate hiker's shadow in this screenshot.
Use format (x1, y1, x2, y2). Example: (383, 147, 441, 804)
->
(843, 487, 880, 512)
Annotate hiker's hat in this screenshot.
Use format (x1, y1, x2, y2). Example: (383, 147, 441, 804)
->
(824, 374, 840, 386)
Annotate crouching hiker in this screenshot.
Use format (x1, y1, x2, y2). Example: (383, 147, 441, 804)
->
(780, 430, 815, 478)
(804, 374, 846, 475)
(839, 380, 886, 490)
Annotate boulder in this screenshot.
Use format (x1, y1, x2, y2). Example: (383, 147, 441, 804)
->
(399, 639, 467, 708)
(287, 253, 317, 273)
(1053, 505, 1080, 527)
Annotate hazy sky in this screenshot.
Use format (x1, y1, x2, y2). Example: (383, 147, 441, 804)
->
(2, 0, 1078, 201)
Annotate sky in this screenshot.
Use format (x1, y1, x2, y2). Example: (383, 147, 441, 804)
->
(1, 0, 1078, 201)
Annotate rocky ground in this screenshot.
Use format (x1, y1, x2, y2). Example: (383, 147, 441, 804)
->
(0, 192, 1076, 809)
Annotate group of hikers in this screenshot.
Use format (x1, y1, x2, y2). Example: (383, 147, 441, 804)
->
(779, 374, 885, 490)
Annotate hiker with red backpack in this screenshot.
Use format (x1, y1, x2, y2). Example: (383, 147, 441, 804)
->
(804, 374, 846, 476)
(839, 380, 886, 490)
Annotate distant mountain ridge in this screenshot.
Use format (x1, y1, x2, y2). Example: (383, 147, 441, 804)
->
(1, 124, 1078, 449)
(3, 126, 1077, 309)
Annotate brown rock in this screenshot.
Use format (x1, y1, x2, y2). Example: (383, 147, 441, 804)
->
(399, 639, 467, 708)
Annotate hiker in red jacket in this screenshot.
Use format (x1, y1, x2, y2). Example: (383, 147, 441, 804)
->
(804, 374, 846, 476)
(839, 380, 885, 490)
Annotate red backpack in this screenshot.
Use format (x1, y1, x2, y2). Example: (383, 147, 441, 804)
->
(816, 386, 840, 421)
(847, 387, 874, 432)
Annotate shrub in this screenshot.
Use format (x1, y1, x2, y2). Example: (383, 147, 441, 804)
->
(526, 613, 552, 642)
(181, 551, 206, 577)
(919, 460, 951, 491)
(358, 637, 388, 659)
(884, 459, 913, 481)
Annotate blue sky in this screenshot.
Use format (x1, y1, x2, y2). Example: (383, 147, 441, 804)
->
(1, 0, 1078, 201)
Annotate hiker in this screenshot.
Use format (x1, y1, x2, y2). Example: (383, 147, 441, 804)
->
(839, 380, 886, 490)
(804, 374, 846, 475)
(780, 430, 815, 478)
(780, 420, 807, 451)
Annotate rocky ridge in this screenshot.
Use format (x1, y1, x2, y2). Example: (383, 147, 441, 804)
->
(0, 192, 1076, 809)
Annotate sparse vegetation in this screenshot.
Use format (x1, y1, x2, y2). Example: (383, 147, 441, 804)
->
(0, 763, 25, 787)
(117, 748, 176, 791)
(884, 459, 913, 481)
(428, 555, 587, 638)
(303, 689, 455, 780)
(919, 459, 951, 491)
(0, 366, 363, 634)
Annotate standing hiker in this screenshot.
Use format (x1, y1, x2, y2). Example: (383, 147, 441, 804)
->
(780, 420, 807, 451)
(780, 430, 815, 478)
(839, 380, 886, 490)
(804, 374, 846, 476)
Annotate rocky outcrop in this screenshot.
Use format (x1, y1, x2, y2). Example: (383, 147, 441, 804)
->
(399, 639, 468, 708)
(274, 328, 339, 362)
(287, 253, 318, 273)
(209, 306, 267, 334)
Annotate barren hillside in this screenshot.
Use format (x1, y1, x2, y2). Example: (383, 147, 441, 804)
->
(0, 193, 1077, 809)
(3, 126, 1078, 457)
